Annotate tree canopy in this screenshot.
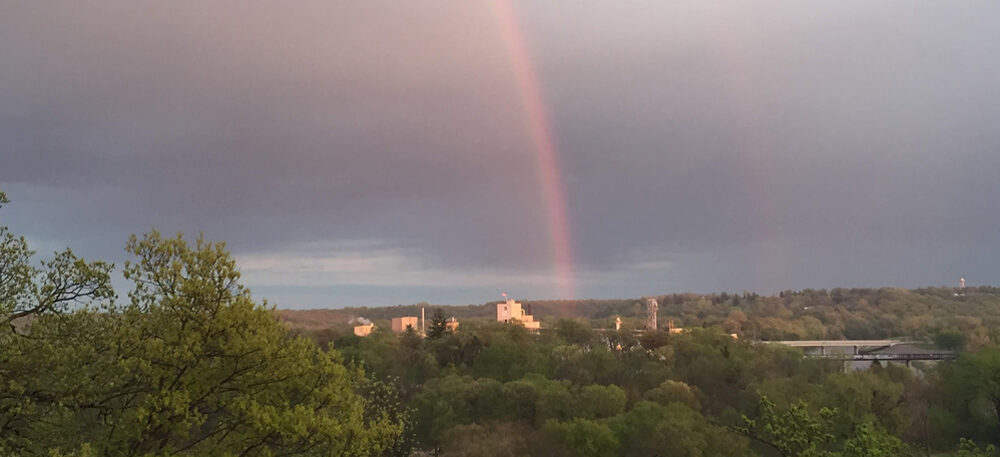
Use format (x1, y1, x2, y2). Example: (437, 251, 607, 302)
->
(1, 192, 402, 456)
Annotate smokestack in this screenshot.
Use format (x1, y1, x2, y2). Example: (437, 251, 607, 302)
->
(421, 307, 425, 333)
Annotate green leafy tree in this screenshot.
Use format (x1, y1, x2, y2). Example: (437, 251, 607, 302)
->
(611, 401, 750, 457)
(1, 192, 115, 449)
(544, 418, 618, 457)
(945, 347, 1000, 439)
(740, 396, 836, 457)
(529, 375, 576, 424)
(410, 374, 473, 447)
(576, 384, 626, 419)
(957, 438, 1000, 457)
(840, 422, 907, 457)
(935, 329, 968, 351)
(358, 378, 415, 457)
(553, 318, 596, 346)
(819, 370, 907, 437)
(439, 423, 534, 457)
(0, 192, 114, 331)
(643, 379, 702, 410)
(2, 230, 402, 456)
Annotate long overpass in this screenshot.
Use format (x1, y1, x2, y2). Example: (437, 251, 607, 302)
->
(772, 340, 903, 349)
(766, 340, 956, 363)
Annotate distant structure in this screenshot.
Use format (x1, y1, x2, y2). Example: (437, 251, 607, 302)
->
(351, 317, 374, 337)
(667, 319, 684, 334)
(646, 298, 658, 330)
(421, 307, 426, 333)
(445, 316, 460, 332)
(960, 277, 966, 289)
(615, 317, 622, 331)
(354, 323, 374, 337)
(391, 316, 419, 333)
(496, 296, 541, 329)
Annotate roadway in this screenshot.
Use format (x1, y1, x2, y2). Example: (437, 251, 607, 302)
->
(766, 340, 956, 363)
(768, 340, 905, 347)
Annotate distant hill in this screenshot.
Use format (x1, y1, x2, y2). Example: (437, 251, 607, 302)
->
(278, 286, 1000, 342)
(277, 299, 639, 330)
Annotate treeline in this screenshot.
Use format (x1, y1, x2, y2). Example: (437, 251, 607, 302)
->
(288, 287, 1000, 352)
(319, 317, 1000, 456)
(313, 319, 1000, 456)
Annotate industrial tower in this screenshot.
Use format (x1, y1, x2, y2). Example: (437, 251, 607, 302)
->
(646, 298, 658, 330)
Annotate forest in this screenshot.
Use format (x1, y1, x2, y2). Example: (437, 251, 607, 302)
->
(3, 189, 1000, 457)
(310, 300, 1000, 457)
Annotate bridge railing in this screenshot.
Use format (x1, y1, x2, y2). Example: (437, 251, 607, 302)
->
(806, 353, 955, 361)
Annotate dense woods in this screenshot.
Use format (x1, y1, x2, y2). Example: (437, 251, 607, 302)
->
(314, 316, 1000, 456)
(3, 190, 1000, 456)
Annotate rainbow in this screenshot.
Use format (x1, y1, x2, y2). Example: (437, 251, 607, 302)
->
(490, 0, 574, 299)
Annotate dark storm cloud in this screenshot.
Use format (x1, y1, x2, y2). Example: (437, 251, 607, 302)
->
(0, 1, 554, 266)
(2, 1, 999, 306)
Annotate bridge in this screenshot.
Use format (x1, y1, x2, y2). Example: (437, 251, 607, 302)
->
(772, 340, 903, 350)
(766, 340, 956, 364)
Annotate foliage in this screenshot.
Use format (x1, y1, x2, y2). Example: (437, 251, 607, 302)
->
(544, 418, 618, 457)
(610, 401, 750, 457)
(439, 423, 534, 457)
(957, 438, 999, 457)
(840, 422, 907, 457)
(0, 217, 402, 455)
(0, 227, 114, 330)
(943, 347, 1000, 440)
(643, 379, 701, 410)
(936, 328, 969, 351)
(740, 396, 837, 457)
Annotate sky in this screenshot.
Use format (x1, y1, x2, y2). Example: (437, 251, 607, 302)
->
(2, 1, 999, 308)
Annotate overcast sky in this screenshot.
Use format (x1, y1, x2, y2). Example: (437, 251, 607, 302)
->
(2, 1, 998, 308)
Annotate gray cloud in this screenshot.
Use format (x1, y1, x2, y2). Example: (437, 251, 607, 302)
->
(2, 1, 999, 307)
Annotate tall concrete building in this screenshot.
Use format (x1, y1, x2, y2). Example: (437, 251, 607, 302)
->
(496, 298, 540, 329)
(391, 316, 419, 333)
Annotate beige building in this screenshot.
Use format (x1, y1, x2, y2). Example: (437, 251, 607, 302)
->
(496, 299, 540, 329)
(665, 320, 738, 339)
(391, 316, 420, 333)
(445, 316, 460, 332)
(353, 323, 374, 337)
